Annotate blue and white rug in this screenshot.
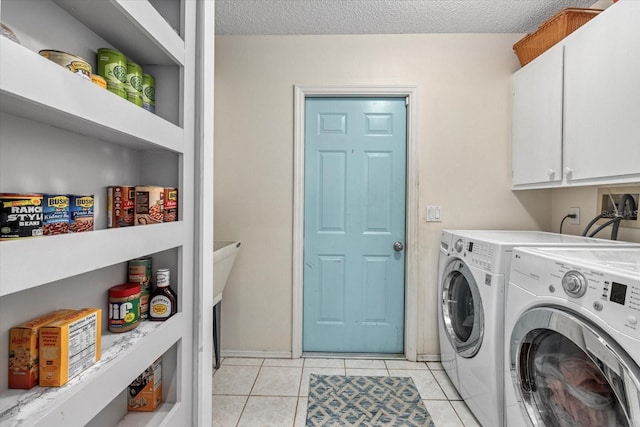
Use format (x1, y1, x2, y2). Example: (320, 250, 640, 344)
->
(306, 374, 435, 426)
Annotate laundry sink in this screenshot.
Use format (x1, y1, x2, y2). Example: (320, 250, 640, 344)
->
(213, 240, 241, 305)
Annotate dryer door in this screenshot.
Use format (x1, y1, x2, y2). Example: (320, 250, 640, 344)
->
(441, 259, 484, 358)
(510, 307, 640, 427)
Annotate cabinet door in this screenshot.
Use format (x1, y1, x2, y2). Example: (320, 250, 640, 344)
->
(512, 46, 564, 187)
(564, 3, 640, 184)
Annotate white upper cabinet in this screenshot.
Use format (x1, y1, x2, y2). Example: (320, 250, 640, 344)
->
(512, 2, 640, 189)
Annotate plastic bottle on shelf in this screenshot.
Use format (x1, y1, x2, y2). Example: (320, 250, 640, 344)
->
(149, 268, 177, 321)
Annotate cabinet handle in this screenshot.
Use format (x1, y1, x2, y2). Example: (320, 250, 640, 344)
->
(564, 167, 574, 176)
(547, 169, 555, 178)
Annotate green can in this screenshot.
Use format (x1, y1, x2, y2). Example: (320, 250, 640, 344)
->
(107, 81, 127, 99)
(126, 61, 143, 95)
(127, 91, 143, 107)
(97, 48, 127, 87)
(142, 73, 156, 113)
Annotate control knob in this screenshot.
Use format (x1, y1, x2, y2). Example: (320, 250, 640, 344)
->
(454, 239, 464, 253)
(561, 270, 587, 298)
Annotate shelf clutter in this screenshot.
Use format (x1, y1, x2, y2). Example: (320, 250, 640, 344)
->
(513, 8, 602, 66)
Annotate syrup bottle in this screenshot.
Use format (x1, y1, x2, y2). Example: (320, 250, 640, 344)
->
(149, 268, 177, 321)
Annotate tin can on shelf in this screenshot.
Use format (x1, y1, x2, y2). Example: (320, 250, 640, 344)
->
(1, 193, 43, 240)
(107, 186, 135, 228)
(126, 61, 143, 98)
(69, 195, 94, 233)
(97, 48, 127, 99)
(134, 186, 164, 225)
(163, 188, 178, 222)
(108, 283, 141, 333)
(142, 73, 155, 113)
(91, 74, 107, 89)
(39, 50, 92, 80)
(42, 194, 69, 235)
(128, 257, 152, 320)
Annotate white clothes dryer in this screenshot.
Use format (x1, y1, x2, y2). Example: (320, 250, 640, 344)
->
(438, 230, 639, 427)
(505, 247, 640, 427)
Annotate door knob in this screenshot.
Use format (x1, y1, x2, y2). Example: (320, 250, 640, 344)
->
(393, 241, 404, 251)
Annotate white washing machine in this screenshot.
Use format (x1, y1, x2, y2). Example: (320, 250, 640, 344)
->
(437, 230, 639, 427)
(505, 247, 640, 427)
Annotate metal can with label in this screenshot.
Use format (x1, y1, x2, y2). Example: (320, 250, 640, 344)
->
(107, 186, 135, 228)
(69, 195, 94, 232)
(163, 188, 178, 222)
(39, 50, 92, 80)
(128, 257, 152, 320)
(0, 193, 43, 240)
(97, 48, 127, 99)
(42, 194, 69, 235)
(142, 73, 155, 113)
(126, 61, 143, 101)
(134, 186, 164, 225)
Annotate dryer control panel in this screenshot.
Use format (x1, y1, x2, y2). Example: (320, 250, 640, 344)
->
(449, 237, 498, 273)
(510, 248, 640, 336)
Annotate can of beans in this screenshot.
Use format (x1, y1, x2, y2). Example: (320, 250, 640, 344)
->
(128, 258, 152, 320)
(0, 193, 43, 240)
(39, 50, 92, 80)
(69, 195, 94, 233)
(107, 186, 135, 228)
(163, 188, 178, 222)
(42, 194, 70, 235)
(142, 73, 155, 113)
(109, 283, 141, 333)
(97, 48, 127, 99)
(134, 186, 164, 225)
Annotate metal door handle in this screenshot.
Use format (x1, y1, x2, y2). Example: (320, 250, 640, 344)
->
(393, 241, 404, 251)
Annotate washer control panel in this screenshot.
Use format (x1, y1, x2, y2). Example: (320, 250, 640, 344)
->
(449, 237, 497, 273)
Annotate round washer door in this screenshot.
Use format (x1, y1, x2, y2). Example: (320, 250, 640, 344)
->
(510, 307, 640, 427)
(440, 259, 484, 358)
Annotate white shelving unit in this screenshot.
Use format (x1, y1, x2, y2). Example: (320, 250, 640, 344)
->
(0, 0, 213, 426)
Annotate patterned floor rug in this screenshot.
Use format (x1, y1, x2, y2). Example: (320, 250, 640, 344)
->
(306, 374, 435, 426)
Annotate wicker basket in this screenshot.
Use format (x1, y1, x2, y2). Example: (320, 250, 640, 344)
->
(513, 8, 602, 66)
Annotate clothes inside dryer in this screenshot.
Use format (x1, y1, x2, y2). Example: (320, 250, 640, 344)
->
(525, 332, 628, 427)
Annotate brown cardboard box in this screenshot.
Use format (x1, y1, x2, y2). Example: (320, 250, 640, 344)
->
(8, 309, 75, 389)
(39, 308, 101, 387)
(128, 357, 162, 411)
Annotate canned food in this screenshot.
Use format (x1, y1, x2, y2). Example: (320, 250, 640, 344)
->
(1, 193, 43, 240)
(126, 61, 143, 95)
(39, 50, 92, 80)
(91, 74, 107, 89)
(97, 48, 127, 87)
(107, 186, 135, 228)
(142, 73, 155, 113)
(163, 188, 178, 222)
(134, 186, 164, 225)
(42, 194, 70, 235)
(127, 91, 143, 107)
(128, 258, 152, 320)
(109, 283, 141, 333)
(69, 195, 94, 233)
(106, 81, 127, 99)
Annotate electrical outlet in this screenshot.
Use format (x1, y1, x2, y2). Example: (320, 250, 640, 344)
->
(596, 186, 640, 229)
(569, 207, 580, 225)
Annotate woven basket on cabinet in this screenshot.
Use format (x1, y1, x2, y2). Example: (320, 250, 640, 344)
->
(513, 8, 603, 66)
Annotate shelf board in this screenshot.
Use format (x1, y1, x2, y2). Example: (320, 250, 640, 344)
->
(0, 38, 183, 153)
(118, 402, 184, 427)
(0, 314, 184, 427)
(51, 0, 184, 66)
(0, 222, 184, 297)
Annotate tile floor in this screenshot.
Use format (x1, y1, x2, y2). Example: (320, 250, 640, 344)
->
(213, 357, 480, 426)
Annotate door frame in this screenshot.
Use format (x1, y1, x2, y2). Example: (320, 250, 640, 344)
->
(292, 85, 419, 361)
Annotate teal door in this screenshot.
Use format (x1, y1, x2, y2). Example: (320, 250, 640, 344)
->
(303, 97, 407, 353)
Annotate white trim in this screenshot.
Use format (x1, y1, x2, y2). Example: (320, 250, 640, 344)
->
(221, 350, 294, 359)
(293, 85, 419, 361)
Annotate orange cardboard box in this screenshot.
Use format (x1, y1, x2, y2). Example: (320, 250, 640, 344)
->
(8, 309, 75, 389)
(39, 308, 102, 387)
(128, 357, 162, 411)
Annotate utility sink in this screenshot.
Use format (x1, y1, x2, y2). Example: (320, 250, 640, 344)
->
(213, 240, 241, 305)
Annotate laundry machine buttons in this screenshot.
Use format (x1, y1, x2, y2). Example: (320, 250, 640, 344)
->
(561, 270, 588, 298)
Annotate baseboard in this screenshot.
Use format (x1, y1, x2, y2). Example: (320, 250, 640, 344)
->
(221, 350, 293, 359)
(416, 354, 441, 362)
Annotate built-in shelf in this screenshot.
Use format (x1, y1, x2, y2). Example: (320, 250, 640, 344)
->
(0, 221, 184, 297)
(0, 38, 183, 152)
(0, 315, 183, 427)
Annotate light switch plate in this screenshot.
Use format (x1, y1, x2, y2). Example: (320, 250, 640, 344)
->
(426, 206, 442, 222)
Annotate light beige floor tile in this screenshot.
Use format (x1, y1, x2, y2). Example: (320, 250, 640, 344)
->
(432, 370, 462, 400)
(299, 367, 345, 397)
(212, 395, 247, 427)
(303, 358, 345, 368)
(251, 366, 303, 396)
(423, 400, 465, 427)
(344, 359, 386, 369)
(345, 368, 389, 377)
(221, 357, 264, 366)
(237, 396, 298, 427)
(451, 400, 482, 427)
(213, 365, 260, 395)
(427, 361, 444, 371)
(294, 397, 308, 427)
(263, 358, 305, 367)
(388, 369, 447, 400)
(385, 360, 428, 370)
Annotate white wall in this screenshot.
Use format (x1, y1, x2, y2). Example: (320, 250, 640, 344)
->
(214, 33, 553, 358)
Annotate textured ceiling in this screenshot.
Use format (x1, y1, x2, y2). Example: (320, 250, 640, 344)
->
(215, 0, 602, 35)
